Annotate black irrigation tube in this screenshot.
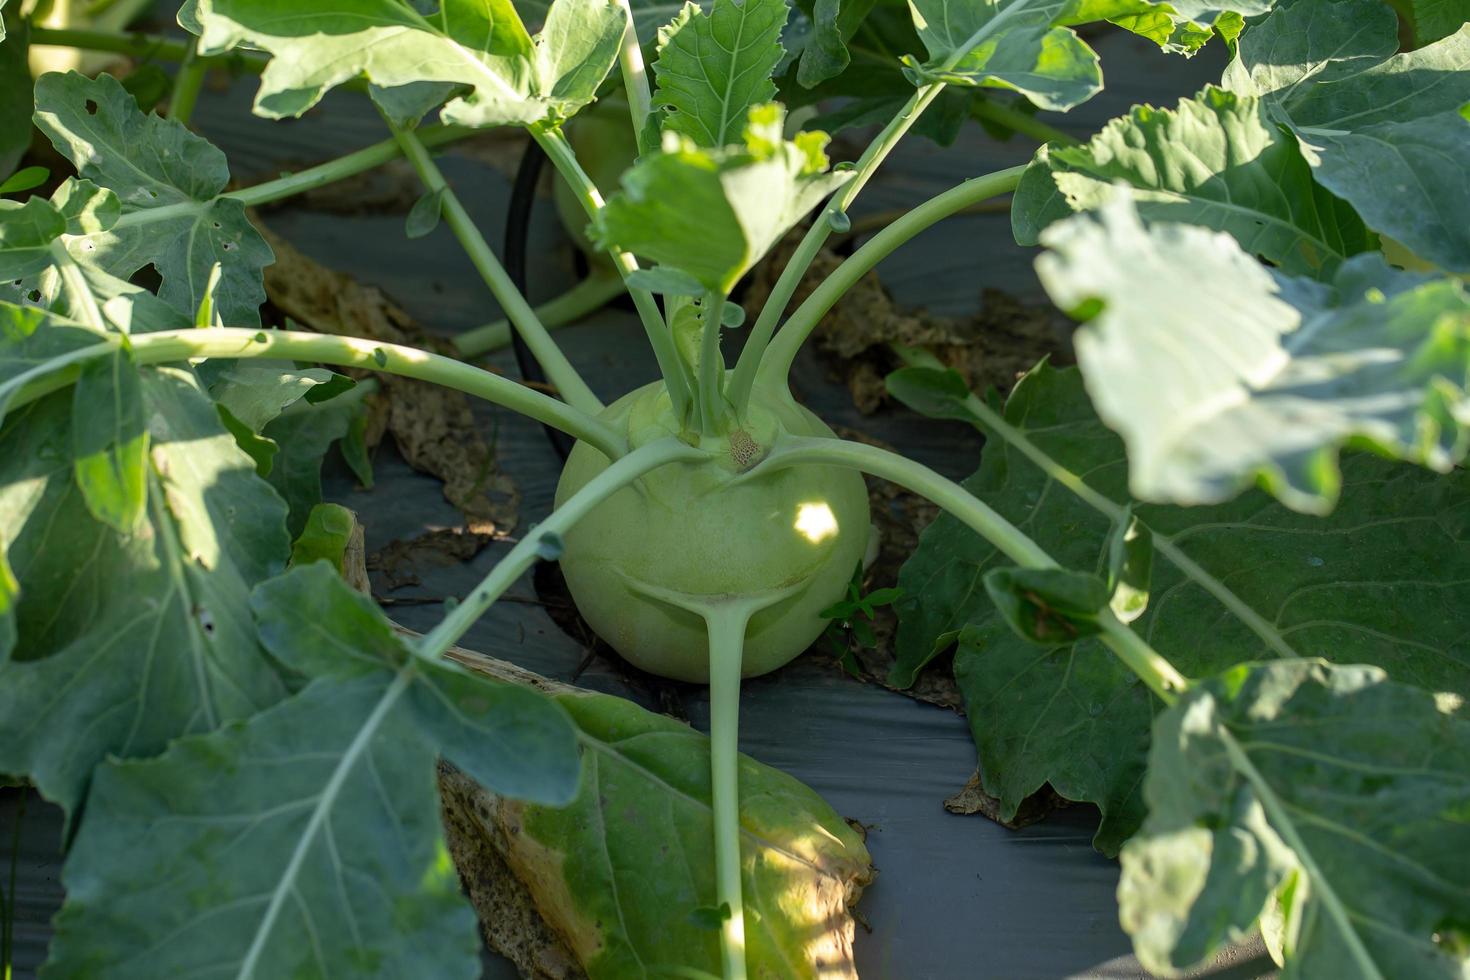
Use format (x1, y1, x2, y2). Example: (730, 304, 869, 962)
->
(505, 139, 577, 461)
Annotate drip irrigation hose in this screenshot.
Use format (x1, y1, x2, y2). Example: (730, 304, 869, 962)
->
(506, 139, 577, 461)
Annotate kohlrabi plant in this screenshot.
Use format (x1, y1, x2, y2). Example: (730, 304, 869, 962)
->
(2, 0, 1469, 976)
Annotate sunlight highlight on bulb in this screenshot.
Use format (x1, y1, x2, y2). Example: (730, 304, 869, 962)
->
(793, 502, 838, 543)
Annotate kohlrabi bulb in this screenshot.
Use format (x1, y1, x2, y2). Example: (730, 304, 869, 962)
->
(554, 381, 871, 682)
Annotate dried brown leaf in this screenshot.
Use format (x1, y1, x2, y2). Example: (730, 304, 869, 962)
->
(257, 224, 519, 578)
(943, 770, 1066, 829)
(746, 228, 1071, 413)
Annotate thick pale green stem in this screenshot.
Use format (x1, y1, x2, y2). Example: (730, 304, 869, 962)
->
(755, 166, 1026, 391)
(167, 36, 207, 125)
(901, 354, 1302, 665)
(417, 437, 706, 657)
(703, 603, 752, 980)
(108, 125, 472, 233)
(726, 84, 943, 414)
(533, 127, 693, 422)
(29, 26, 223, 65)
(728, 5, 1033, 413)
(452, 272, 624, 358)
(754, 435, 1187, 702)
(6, 328, 625, 459)
(699, 291, 727, 434)
(609, 0, 653, 138)
(387, 121, 604, 416)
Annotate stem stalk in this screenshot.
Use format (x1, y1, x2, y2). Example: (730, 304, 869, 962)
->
(387, 121, 604, 416)
(7, 328, 625, 459)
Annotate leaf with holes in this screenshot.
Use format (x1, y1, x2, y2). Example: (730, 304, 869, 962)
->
(1223, 0, 1470, 273)
(43, 562, 579, 980)
(892, 362, 1470, 852)
(192, 0, 626, 127)
(32, 72, 273, 327)
(1012, 86, 1374, 277)
(0, 365, 289, 814)
(1119, 660, 1470, 977)
(1036, 195, 1470, 513)
(652, 0, 788, 147)
(0, 197, 66, 281)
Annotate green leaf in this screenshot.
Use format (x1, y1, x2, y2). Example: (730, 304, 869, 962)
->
(983, 566, 1110, 643)
(405, 187, 444, 240)
(795, 0, 878, 87)
(194, 0, 626, 127)
(0, 366, 289, 814)
(210, 364, 338, 432)
(0, 544, 14, 659)
(1389, 0, 1470, 45)
(0, 197, 65, 280)
(469, 687, 872, 976)
(1224, 0, 1470, 272)
(0, 17, 28, 180)
(33, 72, 273, 327)
(1119, 660, 1470, 977)
(1036, 195, 1470, 513)
(884, 364, 976, 421)
(652, 0, 788, 147)
(3, 260, 194, 337)
(1013, 86, 1374, 277)
(288, 502, 356, 573)
(50, 179, 121, 236)
(45, 564, 578, 979)
(892, 363, 1470, 852)
(262, 381, 372, 536)
(1102, 507, 1151, 624)
(625, 265, 706, 296)
(249, 564, 579, 800)
(514, 0, 712, 43)
(0, 302, 108, 426)
(71, 346, 149, 533)
(208, 364, 340, 478)
(903, 0, 1103, 112)
(0, 167, 49, 197)
(595, 105, 851, 292)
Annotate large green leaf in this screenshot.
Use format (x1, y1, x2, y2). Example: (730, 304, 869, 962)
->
(208, 364, 340, 482)
(1120, 660, 1470, 977)
(261, 383, 371, 537)
(32, 71, 272, 327)
(0, 196, 65, 280)
(891, 363, 1470, 852)
(70, 346, 149, 533)
(595, 105, 850, 292)
(3, 251, 194, 339)
(1013, 86, 1373, 277)
(794, 0, 879, 87)
(0, 365, 289, 814)
(512, 0, 707, 43)
(0, 16, 29, 179)
(902, 0, 1268, 112)
(0, 301, 107, 424)
(474, 686, 873, 977)
(903, 0, 1102, 111)
(194, 0, 626, 127)
(1035, 196, 1470, 513)
(44, 562, 580, 979)
(652, 0, 788, 147)
(1388, 0, 1470, 45)
(1224, 0, 1470, 272)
